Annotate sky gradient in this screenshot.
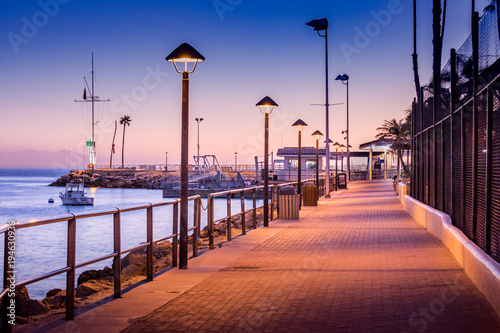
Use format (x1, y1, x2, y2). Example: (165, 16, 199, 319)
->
(0, 0, 490, 168)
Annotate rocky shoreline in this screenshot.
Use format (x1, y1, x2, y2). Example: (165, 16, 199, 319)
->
(49, 169, 178, 189)
(8, 208, 266, 332)
(49, 169, 257, 189)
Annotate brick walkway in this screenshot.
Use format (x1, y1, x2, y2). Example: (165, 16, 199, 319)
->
(123, 181, 500, 333)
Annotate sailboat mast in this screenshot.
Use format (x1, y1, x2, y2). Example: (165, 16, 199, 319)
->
(91, 52, 95, 171)
(75, 53, 110, 172)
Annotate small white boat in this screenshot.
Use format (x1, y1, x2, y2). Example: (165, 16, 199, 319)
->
(59, 181, 94, 205)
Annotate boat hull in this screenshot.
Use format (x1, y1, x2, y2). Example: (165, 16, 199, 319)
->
(59, 195, 94, 205)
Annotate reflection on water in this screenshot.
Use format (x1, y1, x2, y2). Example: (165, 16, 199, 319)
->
(0, 168, 262, 299)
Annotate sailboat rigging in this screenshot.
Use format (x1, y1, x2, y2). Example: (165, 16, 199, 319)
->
(75, 52, 110, 171)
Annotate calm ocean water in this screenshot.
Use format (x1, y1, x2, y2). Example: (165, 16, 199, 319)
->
(0, 168, 260, 300)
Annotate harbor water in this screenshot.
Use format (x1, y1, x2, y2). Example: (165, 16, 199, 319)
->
(0, 168, 262, 300)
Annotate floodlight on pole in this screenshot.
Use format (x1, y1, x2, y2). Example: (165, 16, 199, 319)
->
(256, 96, 278, 227)
(195, 117, 204, 160)
(306, 17, 331, 197)
(336, 74, 350, 181)
(166, 42, 204, 269)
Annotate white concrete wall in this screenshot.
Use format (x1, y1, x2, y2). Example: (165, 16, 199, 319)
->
(400, 186, 500, 317)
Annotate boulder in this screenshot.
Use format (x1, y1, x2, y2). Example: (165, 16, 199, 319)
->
(231, 216, 242, 228)
(128, 249, 147, 266)
(153, 242, 172, 259)
(213, 222, 227, 235)
(75, 279, 112, 297)
(45, 288, 62, 298)
(154, 256, 172, 271)
(199, 229, 209, 239)
(15, 285, 30, 303)
(77, 267, 113, 285)
(18, 299, 50, 317)
(123, 180, 134, 188)
(121, 246, 148, 269)
(121, 264, 144, 278)
(43, 289, 66, 309)
(110, 180, 125, 187)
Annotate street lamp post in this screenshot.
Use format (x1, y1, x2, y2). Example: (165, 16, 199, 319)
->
(292, 119, 308, 208)
(312, 130, 323, 197)
(257, 96, 278, 227)
(332, 142, 340, 191)
(165, 152, 168, 171)
(340, 144, 345, 171)
(307, 18, 331, 198)
(336, 74, 350, 181)
(166, 42, 205, 269)
(324, 138, 333, 192)
(195, 118, 204, 162)
(234, 152, 238, 171)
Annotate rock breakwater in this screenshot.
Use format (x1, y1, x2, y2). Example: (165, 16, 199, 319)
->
(49, 170, 179, 189)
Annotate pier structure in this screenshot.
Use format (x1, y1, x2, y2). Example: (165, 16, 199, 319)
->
(19, 180, 500, 333)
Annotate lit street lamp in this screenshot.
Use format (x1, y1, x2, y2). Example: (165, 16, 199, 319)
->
(306, 17, 331, 198)
(234, 152, 238, 172)
(336, 74, 350, 181)
(166, 42, 205, 269)
(257, 96, 278, 227)
(312, 130, 323, 197)
(292, 119, 308, 207)
(195, 117, 204, 161)
(165, 152, 168, 171)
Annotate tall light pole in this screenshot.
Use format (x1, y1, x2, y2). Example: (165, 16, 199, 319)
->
(234, 152, 238, 171)
(195, 118, 204, 162)
(292, 119, 308, 208)
(312, 130, 323, 197)
(340, 144, 345, 171)
(165, 152, 168, 171)
(336, 74, 350, 181)
(307, 18, 331, 198)
(166, 42, 205, 269)
(257, 96, 278, 227)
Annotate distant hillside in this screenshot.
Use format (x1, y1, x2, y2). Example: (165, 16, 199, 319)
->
(0, 150, 85, 168)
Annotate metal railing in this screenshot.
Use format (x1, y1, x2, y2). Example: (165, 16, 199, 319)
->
(1, 195, 201, 331)
(204, 177, 330, 249)
(1, 176, 330, 331)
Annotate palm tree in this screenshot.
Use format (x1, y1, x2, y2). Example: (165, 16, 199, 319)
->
(432, 0, 447, 116)
(375, 118, 411, 178)
(412, 0, 421, 103)
(119, 115, 132, 168)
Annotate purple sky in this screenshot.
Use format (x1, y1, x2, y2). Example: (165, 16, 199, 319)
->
(0, 0, 490, 167)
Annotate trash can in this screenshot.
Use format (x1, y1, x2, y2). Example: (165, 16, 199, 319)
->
(302, 182, 318, 206)
(337, 173, 347, 189)
(278, 186, 299, 219)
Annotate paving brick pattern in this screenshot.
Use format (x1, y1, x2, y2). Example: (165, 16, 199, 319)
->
(123, 181, 500, 333)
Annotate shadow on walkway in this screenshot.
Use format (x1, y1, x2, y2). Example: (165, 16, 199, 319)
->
(50, 181, 500, 333)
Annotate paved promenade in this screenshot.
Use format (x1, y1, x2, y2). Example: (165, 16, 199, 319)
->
(45, 180, 500, 333)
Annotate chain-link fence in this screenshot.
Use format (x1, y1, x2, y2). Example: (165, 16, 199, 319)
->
(411, 1, 500, 262)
